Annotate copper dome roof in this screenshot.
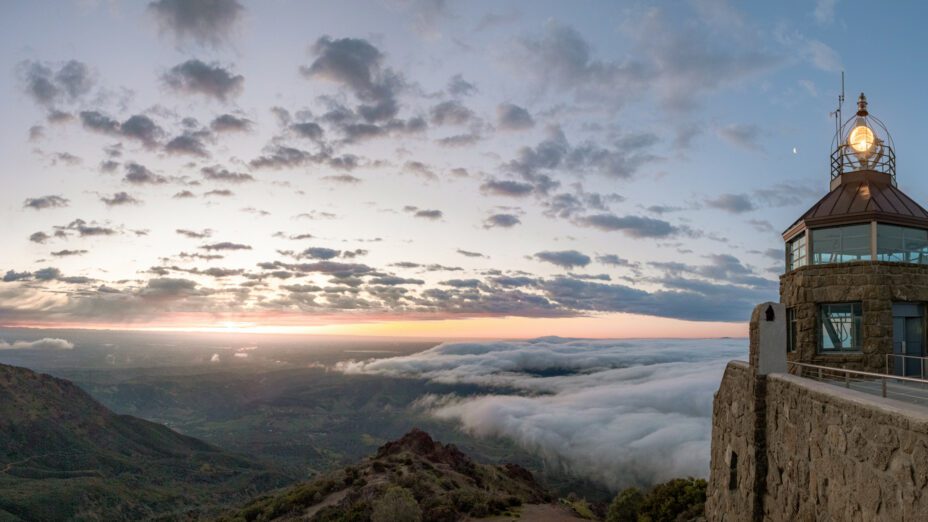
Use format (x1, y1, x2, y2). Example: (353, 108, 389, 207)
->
(784, 169, 928, 240)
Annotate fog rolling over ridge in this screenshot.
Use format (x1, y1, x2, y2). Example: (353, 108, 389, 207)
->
(337, 337, 747, 489)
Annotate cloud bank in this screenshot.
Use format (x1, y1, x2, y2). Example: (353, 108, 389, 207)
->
(337, 337, 746, 489)
(0, 337, 74, 350)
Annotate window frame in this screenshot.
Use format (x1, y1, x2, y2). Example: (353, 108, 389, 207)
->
(811, 224, 871, 265)
(786, 307, 798, 353)
(786, 232, 807, 271)
(818, 302, 863, 353)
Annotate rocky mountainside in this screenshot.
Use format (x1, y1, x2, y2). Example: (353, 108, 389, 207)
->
(0, 363, 292, 521)
(222, 428, 588, 521)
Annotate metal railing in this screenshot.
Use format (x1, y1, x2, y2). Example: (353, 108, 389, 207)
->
(885, 353, 928, 379)
(788, 361, 928, 406)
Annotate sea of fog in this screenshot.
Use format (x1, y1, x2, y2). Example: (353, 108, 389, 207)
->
(337, 337, 748, 489)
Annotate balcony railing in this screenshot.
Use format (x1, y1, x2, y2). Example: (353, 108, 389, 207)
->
(788, 361, 928, 406)
(830, 143, 896, 185)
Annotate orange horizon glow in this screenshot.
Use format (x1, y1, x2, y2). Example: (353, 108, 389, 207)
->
(1, 311, 747, 340)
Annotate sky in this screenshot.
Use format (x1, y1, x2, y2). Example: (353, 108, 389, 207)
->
(2, 0, 927, 338)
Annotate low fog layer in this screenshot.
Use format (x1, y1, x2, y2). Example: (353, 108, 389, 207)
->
(337, 337, 747, 489)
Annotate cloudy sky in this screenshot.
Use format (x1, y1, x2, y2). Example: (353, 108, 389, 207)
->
(2, 0, 925, 338)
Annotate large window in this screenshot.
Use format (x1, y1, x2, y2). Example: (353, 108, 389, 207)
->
(820, 303, 862, 353)
(787, 308, 797, 353)
(877, 224, 928, 264)
(812, 224, 870, 264)
(786, 233, 807, 271)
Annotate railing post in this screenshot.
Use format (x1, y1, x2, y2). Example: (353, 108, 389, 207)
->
(882, 378, 888, 398)
(818, 367, 823, 380)
(845, 371, 850, 388)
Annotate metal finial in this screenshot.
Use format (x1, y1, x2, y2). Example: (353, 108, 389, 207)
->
(857, 92, 868, 116)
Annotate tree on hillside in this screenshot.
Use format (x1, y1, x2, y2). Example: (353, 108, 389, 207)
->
(606, 477, 707, 522)
(371, 486, 422, 522)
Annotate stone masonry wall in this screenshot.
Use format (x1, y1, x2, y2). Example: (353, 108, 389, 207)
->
(780, 261, 928, 372)
(763, 373, 928, 521)
(705, 361, 758, 520)
(708, 364, 928, 521)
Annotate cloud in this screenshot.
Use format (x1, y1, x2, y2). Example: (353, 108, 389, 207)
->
(511, 13, 780, 112)
(484, 213, 521, 229)
(414, 209, 443, 220)
(120, 114, 163, 147)
(578, 214, 677, 238)
(496, 103, 534, 130)
(705, 193, 755, 214)
(200, 241, 251, 251)
(176, 228, 213, 239)
(480, 179, 535, 197)
(24, 195, 69, 210)
(165, 133, 210, 157)
(123, 162, 168, 185)
(210, 113, 252, 132)
(534, 250, 591, 269)
(78, 111, 164, 147)
(0, 337, 74, 350)
(19, 60, 93, 107)
(717, 123, 763, 151)
(429, 100, 475, 126)
(148, 0, 244, 48)
(301, 36, 403, 122)
(447, 74, 477, 96)
(505, 126, 659, 186)
(290, 121, 325, 140)
(301, 247, 341, 260)
(50, 249, 87, 257)
(456, 249, 486, 258)
(100, 192, 142, 206)
(201, 166, 253, 183)
(173, 190, 196, 199)
(814, 0, 838, 24)
(336, 337, 746, 489)
(163, 59, 244, 101)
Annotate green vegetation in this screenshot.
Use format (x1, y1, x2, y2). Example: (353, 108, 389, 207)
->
(0, 363, 292, 520)
(221, 429, 549, 521)
(371, 487, 422, 522)
(606, 478, 707, 522)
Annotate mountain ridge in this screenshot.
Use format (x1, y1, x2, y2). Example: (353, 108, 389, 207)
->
(0, 363, 292, 521)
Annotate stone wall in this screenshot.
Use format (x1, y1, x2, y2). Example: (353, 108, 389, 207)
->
(763, 373, 928, 521)
(780, 261, 928, 372)
(708, 363, 928, 521)
(705, 361, 760, 520)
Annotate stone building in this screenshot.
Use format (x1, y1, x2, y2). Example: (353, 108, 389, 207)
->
(782, 93, 928, 375)
(706, 95, 928, 520)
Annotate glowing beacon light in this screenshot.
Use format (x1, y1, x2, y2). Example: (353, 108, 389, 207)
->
(847, 93, 876, 160)
(829, 91, 894, 185)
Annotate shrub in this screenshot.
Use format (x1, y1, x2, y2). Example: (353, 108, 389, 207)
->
(606, 487, 644, 522)
(371, 486, 422, 522)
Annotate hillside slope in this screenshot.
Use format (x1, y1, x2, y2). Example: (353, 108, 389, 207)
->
(0, 363, 291, 521)
(222, 428, 588, 521)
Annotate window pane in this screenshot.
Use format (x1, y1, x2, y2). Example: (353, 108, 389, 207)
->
(812, 224, 870, 264)
(787, 232, 807, 271)
(820, 303, 862, 352)
(878, 224, 928, 264)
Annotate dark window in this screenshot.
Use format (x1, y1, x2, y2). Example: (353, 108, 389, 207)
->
(820, 303, 863, 352)
(728, 452, 738, 490)
(787, 308, 797, 353)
